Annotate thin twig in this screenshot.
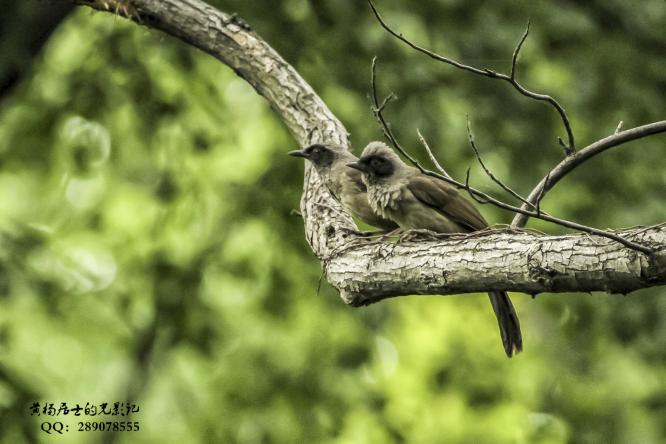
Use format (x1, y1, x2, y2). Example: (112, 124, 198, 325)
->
(464, 168, 488, 205)
(367, 0, 575, 154)
(510, 20, 530, 80)
(417, 129, 452, 179)
(371, 57, 425, 170)
(615, 120, 624, 134)
(466, 116, 541, 211)
(369, 60, 656, 255)
(377, 92, 397, 113)
(456, 170, 655, 254)
(535, 172, 549, 215)
(512, 120, 666, 228)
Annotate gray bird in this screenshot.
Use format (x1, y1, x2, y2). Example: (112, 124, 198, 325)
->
(289, 143, 398, 231)
(347, 141, 522, 357)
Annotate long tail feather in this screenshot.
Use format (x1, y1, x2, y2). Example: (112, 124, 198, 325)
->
(488, 291, 523, 357)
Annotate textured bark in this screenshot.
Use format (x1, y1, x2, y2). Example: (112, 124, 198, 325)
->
(70, 0, 666, 304)
(84, 0, 357, 259)
(326, 227, 666, 305)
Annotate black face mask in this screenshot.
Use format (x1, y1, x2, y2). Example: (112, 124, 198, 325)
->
(305, 144, 335, 168)
(364, 155, 394, 179)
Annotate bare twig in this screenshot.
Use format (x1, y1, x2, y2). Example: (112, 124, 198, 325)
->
(371, 57, 424, 169)
(466, 116, 541, 212)
(510, 20, 530, 80)
(377, 91, 397, 113)
(62, 0, 666, 304)
(615, 120, 624, 134)
(458, 173, 655, 254)
(512, 120, 666, 228)
(463, 169, 491, 206)
(557, 137, 569, 155)
(367, 0, 575, 154)
(417, 129, 452, 179)
(370, 60, 656, 255)
(535, 172, 549, 215)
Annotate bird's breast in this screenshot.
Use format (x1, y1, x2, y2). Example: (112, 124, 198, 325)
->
(368, 182, 404, 219)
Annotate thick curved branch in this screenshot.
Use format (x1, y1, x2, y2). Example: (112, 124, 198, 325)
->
(511, 121, 666, 228)
(77, 0, 344, 146)
(67, 0, 666, 302)
(71, 0, 359, 261)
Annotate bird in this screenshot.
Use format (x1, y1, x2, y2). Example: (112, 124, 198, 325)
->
(347, 141, 522, 357)
(289, 143, 398, 231)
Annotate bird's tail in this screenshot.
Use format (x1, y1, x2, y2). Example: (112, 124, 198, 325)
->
(488, 291, 523, 358)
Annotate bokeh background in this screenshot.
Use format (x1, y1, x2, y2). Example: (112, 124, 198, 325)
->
(0, 0, 665, 443)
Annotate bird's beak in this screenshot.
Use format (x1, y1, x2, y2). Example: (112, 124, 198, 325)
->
(346, 161, 366, 172)
(288, 149, 309, 158)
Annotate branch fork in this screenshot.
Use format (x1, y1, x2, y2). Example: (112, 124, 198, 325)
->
(67, 0, 666, 301)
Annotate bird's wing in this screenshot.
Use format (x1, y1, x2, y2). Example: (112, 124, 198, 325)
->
(407, 175, 488, 232)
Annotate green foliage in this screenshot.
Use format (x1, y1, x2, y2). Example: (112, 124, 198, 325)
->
(0, 1, 665, 443)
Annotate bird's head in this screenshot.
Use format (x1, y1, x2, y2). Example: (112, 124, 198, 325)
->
(288, 143, 337, 169)
(347, 141, 399, 182)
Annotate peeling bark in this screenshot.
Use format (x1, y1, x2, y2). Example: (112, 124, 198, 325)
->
(70, 0, 666, 304)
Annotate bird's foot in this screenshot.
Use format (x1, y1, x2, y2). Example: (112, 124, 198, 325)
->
(378, 228, 405, 241)
(398, 228, 439, 243)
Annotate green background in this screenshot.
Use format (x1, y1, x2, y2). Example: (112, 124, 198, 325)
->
(0, 0, 664, 443)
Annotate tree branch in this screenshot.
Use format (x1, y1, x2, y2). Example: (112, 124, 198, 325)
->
(367, 0, 575, 154)
(75, 0, 362, 261)
(327, 225, 666, 305)
(371, 57, 424, 169)
(367, 0, 666, 242)
(66, 0, 666, 303)
(417, 129, 452, 180)
(511, 121, 666, 228)
(370, 59, 657, 255)
(510, 20, 530, 80)
(466, 117, 539, 211)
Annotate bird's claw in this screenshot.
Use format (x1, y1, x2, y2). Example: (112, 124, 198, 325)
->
(397, 228, 438, 243)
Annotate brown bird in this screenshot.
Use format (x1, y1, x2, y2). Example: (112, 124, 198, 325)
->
(289, 143, 398, 231)
(347, 141, 522, 357)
